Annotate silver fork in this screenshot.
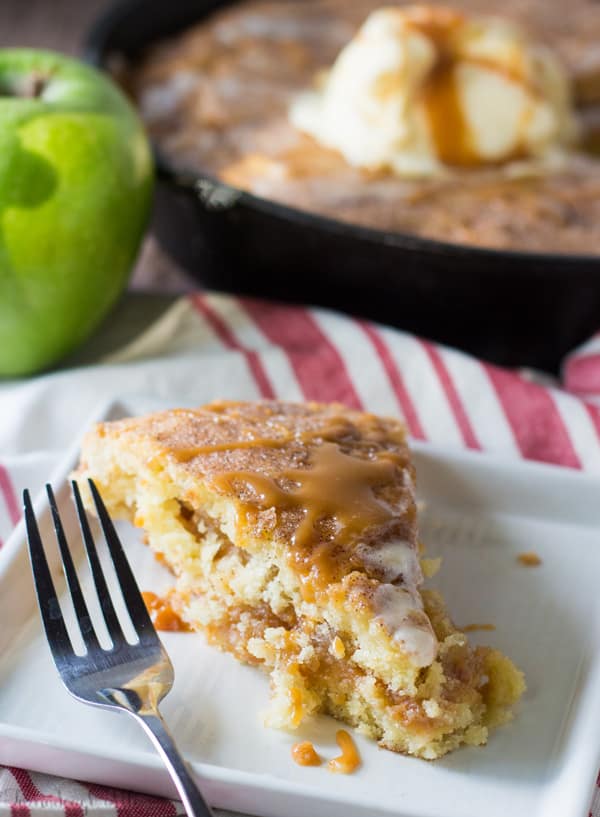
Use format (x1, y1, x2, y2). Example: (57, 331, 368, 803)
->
(23, 479, 214, 817)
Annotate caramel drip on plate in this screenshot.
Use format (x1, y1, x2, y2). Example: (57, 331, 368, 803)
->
(211, 441, 403, 595)
(327, 730, 361, 774)
(291, 741, 322, 767)
(517, 551, 542, 567)
(142, 591, 189, 632)
(461, 622, 496, 633)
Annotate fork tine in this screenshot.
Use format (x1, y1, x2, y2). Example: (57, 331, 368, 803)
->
(47, 484, 101, 652)
(71, 480, 126, 644)
(23, 489, 74, 665)
(87, 479, 157, 645)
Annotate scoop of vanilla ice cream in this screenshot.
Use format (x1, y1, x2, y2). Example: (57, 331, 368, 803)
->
(289, 6, 578, 177)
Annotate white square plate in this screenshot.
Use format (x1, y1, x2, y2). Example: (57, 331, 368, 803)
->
(1, 398, 599, 817)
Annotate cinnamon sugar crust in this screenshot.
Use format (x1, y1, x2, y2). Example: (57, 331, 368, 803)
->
(87, 401, 417, 591)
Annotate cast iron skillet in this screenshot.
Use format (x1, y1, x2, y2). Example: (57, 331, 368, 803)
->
(85, 0, 600, 372)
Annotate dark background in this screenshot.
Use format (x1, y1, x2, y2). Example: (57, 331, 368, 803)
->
(0, 0, 189, 294)
(0, 0, 107, 54)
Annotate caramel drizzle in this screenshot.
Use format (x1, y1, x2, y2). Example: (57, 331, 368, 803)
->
(517, 551, 542, 567)
(402, 7, 533, 166)
(167, 413, 410, 597)
(287, 686, 305, 728)
(141, 591, 190, 632)
(219, 442, 398, 548)
(327, 730, 361, 774)
(291, 741, 322, 767)
(209, 441, 406, 596)
(461, 622, 496, 633)
(422, 60, 478, 167)
(406, 9, 478, 166)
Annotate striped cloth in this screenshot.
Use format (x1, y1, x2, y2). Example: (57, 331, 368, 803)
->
(1, 291, 600, 817)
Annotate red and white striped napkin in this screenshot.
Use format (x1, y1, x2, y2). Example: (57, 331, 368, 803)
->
(1, 291, 599, 817)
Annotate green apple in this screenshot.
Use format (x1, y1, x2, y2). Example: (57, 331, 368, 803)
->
(0, 49, 154, 376)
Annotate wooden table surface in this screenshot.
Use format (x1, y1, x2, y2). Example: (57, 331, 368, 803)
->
(0, 0, 189, 294)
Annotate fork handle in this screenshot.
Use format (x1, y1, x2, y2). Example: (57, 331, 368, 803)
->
(135, 711, 214, 817)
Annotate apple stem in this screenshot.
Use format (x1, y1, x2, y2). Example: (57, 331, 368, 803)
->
(21, 71, 48, 98)
(0, 71, 49, 99)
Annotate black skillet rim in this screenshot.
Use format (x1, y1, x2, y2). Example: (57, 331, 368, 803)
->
(84, 0, 600, 272)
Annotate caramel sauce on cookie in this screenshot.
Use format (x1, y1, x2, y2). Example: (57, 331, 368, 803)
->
(161, 402, 415, 599)
(287, 686, 305, 728)
(212, 441, 404, 593)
